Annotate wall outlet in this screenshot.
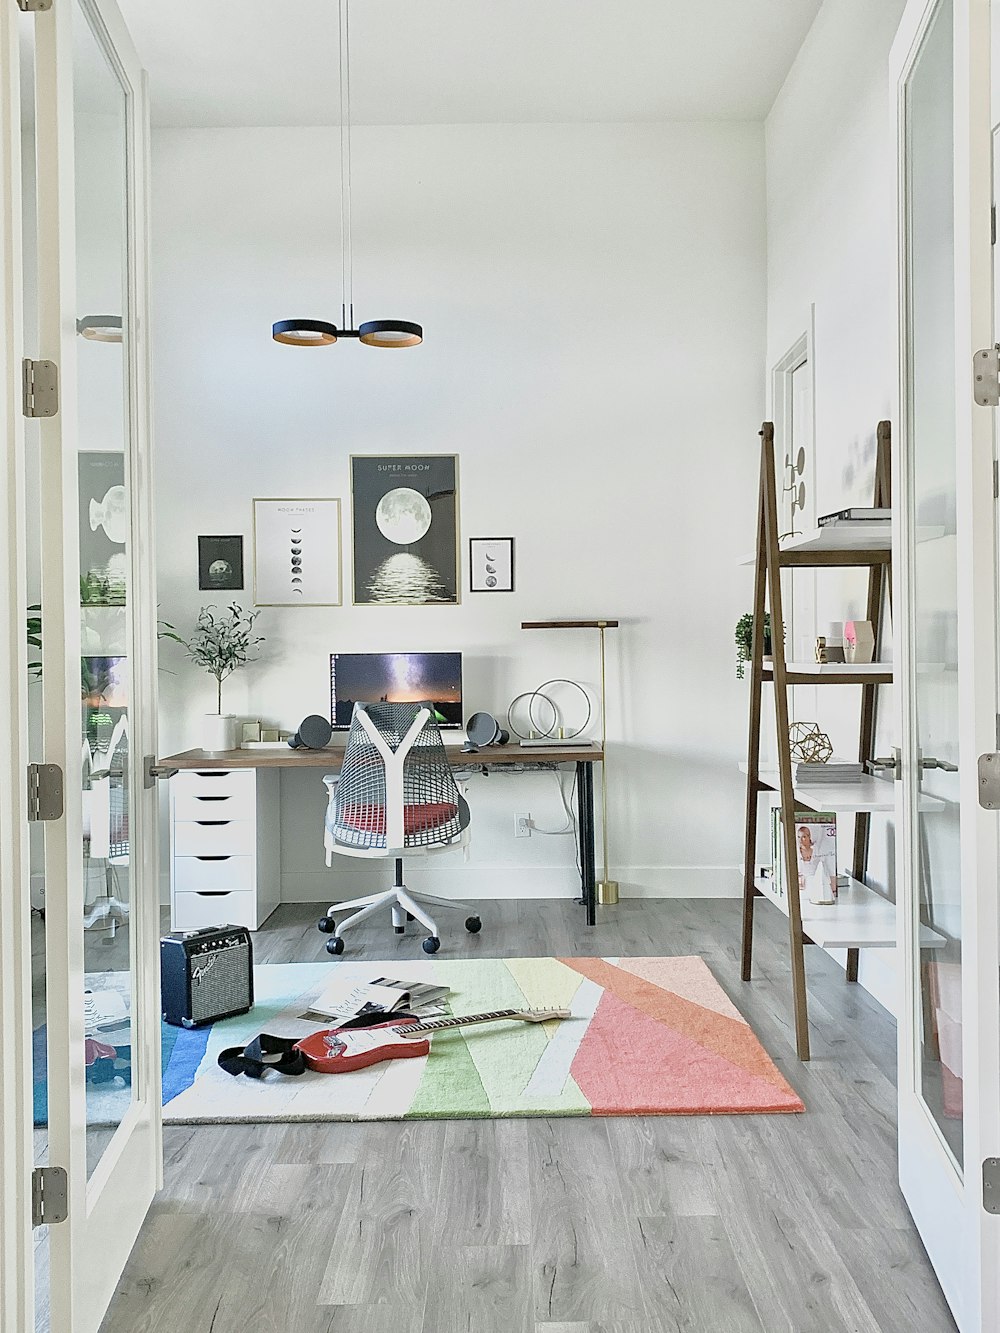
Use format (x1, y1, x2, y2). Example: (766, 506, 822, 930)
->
(514, 812, 532, 838)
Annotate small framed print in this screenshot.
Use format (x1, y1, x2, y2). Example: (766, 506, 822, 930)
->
(198, 535, 244, 591)
(469, 537, 514, 592)
(253, 498, 342, 606)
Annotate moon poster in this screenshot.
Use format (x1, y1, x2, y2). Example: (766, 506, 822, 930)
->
(253, 498, 342, 606)
(350, 455, 459, 605)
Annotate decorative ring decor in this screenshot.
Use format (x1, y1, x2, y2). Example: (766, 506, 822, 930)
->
(530, 678, 592, 741)
(507, 690, 557, 741)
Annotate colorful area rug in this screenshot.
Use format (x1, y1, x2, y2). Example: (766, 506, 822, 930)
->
(162, 956, 803, 1123)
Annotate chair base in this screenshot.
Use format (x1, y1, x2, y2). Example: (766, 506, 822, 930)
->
(319, 881, 476, 954)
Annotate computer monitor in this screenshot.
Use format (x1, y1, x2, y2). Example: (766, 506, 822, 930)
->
(330, 652, 464, 730)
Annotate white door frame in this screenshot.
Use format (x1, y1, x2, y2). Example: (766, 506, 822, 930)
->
(0, 3, 37, 1330)
(891, 0, 1000, 1328)
(32, 0, 160, 1326)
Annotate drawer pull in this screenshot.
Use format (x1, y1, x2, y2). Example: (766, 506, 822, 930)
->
(195, 820, 231, 826)
(195, 771, 233, 778)
(195, 891, 231, 897)
(195, 795, 231, 803)
(195, 855, 231, 862)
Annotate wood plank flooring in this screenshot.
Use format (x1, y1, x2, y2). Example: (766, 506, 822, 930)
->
(97, 897, 957, 1333)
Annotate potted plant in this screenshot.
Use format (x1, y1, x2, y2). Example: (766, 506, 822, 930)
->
(735, 611, 773, 680)
(183, 604, 264, 752)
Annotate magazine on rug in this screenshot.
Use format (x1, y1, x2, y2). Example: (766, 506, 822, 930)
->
(299, 976, 451, 1023)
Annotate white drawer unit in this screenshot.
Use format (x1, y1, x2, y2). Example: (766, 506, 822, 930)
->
(170, 767, 280, 931)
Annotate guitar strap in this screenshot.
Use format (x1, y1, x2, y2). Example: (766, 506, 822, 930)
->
(218, 1010, 418, 1079)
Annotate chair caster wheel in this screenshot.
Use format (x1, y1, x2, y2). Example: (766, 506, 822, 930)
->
(318, 917, 335, 933)
(394, 925, 405, 935)
(465, 916, 482, 934)
(422, 936, 441, 954)
(326, 937, 345, 956)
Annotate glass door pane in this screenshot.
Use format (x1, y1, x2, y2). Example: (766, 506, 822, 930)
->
(71, 0, 134, 1182)
(903, 0, 963, 1167)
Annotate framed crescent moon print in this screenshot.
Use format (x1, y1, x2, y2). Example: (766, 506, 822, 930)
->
(253, 498, 342, 606)
(351, 455, 459, 605)
(469, 537, 514, 592)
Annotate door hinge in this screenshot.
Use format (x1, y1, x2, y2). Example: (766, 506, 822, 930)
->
(144, 754, 178, 789)
(978, 753, 1000, 809)
(974, 346, 1000, 406)
(22, 358, 58, 418)
(985, 1159, 1000, 1214)
(27, 763, 63, 822)
(17, 0, 53, 10)
(32, 1166, 67, 1227)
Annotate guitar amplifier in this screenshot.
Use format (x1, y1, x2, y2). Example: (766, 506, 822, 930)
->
(160, 926, 254, 1028)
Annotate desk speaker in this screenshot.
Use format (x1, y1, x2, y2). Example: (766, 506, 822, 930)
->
(160, 926, 254, 1028)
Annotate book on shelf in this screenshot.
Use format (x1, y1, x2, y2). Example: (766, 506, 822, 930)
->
(300, 976, 451, 1024)
(794, 761, 864, 784)
(817, 507, 891, 526)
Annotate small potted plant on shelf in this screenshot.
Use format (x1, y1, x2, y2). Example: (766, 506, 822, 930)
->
(735, 611, 773, 680)
(183, 603, 264, 752)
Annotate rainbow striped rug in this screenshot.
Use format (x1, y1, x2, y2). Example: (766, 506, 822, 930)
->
(162, 956, 803, 1123)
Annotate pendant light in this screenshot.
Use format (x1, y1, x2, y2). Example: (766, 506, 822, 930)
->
(272, 0, 422, 350)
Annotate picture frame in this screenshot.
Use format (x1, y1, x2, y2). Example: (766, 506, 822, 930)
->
(198, 535, 244, 591)
(253, 498, 342, 606)
(350, 455, 459, 606)
(469, 536, 514, 592)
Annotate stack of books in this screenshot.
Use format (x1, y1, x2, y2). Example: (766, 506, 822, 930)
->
(795, 761, 864, 785)
(817, 507, 891, 527)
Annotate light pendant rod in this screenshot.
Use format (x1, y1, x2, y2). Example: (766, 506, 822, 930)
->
(339, 0, 353, 330)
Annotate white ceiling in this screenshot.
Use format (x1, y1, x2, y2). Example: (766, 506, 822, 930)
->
(117, 0, 823, 128)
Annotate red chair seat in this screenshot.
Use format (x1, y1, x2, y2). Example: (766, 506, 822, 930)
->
(338, 801, 458, 837)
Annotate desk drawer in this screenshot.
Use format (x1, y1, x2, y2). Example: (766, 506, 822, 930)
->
(173, 788, 255, 823)
(173, 820, 253, 857)
(174, 769, 256, 801)
(173, 889, 257, 932)
(173, 854, 254, 894)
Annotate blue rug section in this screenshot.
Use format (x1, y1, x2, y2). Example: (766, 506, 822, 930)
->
(33, 1020, 211, 1126)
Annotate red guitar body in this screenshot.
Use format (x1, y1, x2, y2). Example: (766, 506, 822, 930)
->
(295, 1016, 429, 1073)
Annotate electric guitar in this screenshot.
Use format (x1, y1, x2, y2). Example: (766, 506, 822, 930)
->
(294, 1007, 571, 1074)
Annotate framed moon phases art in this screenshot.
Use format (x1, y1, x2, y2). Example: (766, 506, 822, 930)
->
(252, 498, 342, 606)
(469, 537, 514, 592)
(350, 455, 459, 606)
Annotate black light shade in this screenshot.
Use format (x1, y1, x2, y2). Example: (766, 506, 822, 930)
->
(358, 319, 423, 348)
(77, 315, 123, 343)
(272, 318, 339, 346)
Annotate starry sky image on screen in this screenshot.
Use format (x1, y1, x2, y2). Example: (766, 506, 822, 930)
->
(330, 653, 463, 728)
(351, 455, 458, 605)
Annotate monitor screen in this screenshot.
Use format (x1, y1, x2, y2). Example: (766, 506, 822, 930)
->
(330, 652, 464, 730)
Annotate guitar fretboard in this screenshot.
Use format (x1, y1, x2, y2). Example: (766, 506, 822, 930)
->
(392, 1008, 521, 1036)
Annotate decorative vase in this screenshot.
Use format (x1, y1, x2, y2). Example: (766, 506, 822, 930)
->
(844, 620, 875, 665)
(202, 713, 238, 753)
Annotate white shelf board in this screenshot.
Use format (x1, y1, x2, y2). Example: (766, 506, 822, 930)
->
(754, 875, 946, 950)
(739, 763, 945, 813)
(737, 523, 944, 566)
(780, 661, 892, 678)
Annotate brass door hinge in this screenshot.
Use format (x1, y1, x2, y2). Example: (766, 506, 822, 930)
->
(27, 763, 63, 822)
(22, 358, 58, 417)
(32, 1167, 67, 1227)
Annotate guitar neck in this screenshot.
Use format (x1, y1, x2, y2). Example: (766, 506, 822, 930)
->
(392, 1008, 522, 1036)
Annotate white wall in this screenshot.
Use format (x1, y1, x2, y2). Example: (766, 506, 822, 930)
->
(151, 122, 766, 903)
(765, 0, 908, 1010)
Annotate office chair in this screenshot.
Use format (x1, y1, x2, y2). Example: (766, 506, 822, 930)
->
(318, 701, 480, 956)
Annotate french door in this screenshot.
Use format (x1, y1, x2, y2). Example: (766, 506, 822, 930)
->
(892, 1, 1000, 1329)
(1, 0, 160, 1330)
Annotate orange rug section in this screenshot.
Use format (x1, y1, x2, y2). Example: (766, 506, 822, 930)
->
(561, 956, 803, 1114)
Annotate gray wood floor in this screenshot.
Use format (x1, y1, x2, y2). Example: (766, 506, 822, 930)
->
(97, 897, 957, 1333)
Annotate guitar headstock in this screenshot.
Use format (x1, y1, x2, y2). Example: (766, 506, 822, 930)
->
(516, 1008, 571, 1023)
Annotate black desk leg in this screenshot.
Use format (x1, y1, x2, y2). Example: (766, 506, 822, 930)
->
(576, 760, 597, 926)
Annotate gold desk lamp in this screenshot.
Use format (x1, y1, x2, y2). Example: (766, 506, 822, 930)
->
(521, 619, 620, 905)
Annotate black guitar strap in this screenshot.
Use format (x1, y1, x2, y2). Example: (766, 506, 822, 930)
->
(217, 1009, 419, 1079)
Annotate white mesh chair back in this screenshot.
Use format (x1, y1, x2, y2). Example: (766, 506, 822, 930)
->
(330, 701, 469, 853)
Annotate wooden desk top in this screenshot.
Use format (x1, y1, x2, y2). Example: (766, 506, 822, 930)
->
(158, 744, 604, 770)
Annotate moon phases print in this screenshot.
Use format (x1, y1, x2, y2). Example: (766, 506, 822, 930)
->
(469, 537, 514, 593)
(351, 455, 459, 605)
(253, 499, 342, 605)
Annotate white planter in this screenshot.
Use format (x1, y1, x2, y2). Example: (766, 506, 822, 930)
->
(201, 713, 238, 753)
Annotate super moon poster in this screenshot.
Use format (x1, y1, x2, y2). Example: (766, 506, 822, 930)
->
(351, 455, 459, 605)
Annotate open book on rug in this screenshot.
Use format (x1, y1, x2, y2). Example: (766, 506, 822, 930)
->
(298, 975, 450, 1024)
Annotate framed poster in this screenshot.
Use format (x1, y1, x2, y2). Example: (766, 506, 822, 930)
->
(253, 498, 342, 606)
(198, 535, 244, 590)
(351, 455, 459, 605)
(469, 537, 514, 592)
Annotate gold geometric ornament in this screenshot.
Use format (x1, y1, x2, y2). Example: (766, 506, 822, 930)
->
(788, 722, 833, 764)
